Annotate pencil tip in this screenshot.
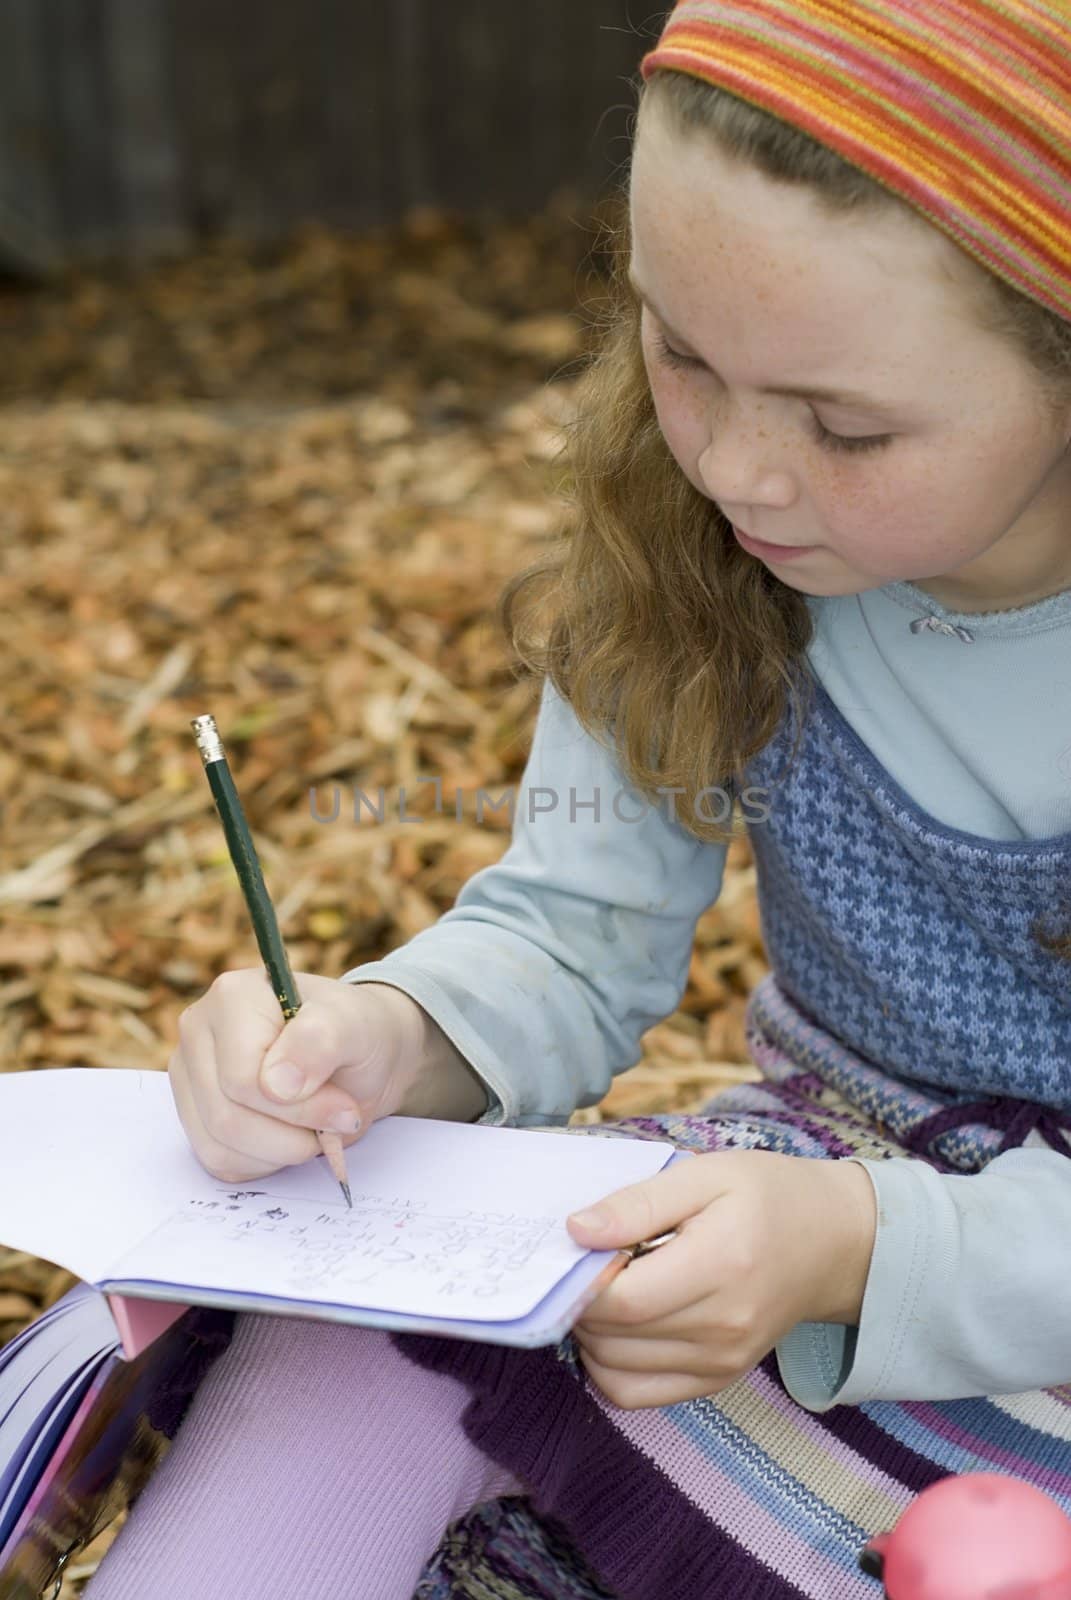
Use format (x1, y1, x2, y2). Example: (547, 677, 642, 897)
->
(342, 1181, 353, 1209)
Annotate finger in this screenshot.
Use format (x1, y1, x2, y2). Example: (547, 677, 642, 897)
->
(576, 1234, 701, 1330)
(572, 1326, 698, 1373)
(173, 1030, 337, 1177)
(168, 1050, 290, 1180)
(576, 1299, 698, 1340)
(210, 1002, 363, 1135)
(253, 1005, 368, 1128)
(565, 1153, 714, 1252)
(575, 1343, 723, 1410)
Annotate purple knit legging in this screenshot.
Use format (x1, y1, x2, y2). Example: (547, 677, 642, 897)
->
(81, 1312, 526, 1600)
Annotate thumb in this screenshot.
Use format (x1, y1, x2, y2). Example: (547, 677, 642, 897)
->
(260, 1013, 353, 1106)
(566, 1169, 688, 1249)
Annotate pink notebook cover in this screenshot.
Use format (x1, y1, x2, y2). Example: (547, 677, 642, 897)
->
(0, 1298, 216, 1589)
(104, 1295, 191, 1360)
(2, 1296, 189, 1555)
(3, 1350, 120, 1562)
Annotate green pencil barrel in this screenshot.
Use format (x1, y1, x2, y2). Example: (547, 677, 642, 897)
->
(203, 757, 303, 1019)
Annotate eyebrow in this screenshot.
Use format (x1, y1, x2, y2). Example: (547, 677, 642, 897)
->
(627, 269, 906, 415)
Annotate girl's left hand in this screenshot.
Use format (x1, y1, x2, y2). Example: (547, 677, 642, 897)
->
(566, 1148, 877, 1410)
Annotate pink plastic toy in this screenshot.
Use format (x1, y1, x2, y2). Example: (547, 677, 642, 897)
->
(858, 1472, 1071, 1599)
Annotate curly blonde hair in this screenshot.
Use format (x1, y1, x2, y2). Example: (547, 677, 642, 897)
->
(499, 69, 1071, 887)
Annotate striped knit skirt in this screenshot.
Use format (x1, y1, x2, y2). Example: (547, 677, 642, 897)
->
(405, 974, 1071, 1600)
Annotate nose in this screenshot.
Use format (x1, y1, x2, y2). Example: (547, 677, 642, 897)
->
(696, 413, 794, 508)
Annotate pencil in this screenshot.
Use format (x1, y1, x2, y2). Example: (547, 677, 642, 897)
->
(190, 713, 353, 1207)
(573, 1229, 681, 1318)
(619, 1228, 680, 1260)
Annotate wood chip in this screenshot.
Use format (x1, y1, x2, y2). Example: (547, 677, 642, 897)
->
(0, 207, 770, 1355)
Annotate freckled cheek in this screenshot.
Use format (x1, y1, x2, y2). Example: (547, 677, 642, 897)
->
(830, 483, 930, 576)
(647, 375, 710, 488)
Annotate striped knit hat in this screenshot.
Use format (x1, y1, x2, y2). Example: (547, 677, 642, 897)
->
(640, 0, 1071, 325)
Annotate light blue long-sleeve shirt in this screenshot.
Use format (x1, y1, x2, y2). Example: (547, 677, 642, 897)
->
(341, 576, 1071, 1410)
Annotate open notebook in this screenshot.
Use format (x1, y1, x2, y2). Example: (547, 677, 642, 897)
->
(0, 1068, 688, 1591)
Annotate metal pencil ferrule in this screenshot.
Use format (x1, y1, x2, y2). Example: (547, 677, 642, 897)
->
(191, 713, 225, 766)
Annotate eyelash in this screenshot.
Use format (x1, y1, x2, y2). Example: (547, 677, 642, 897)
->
(651, 333, 894, 456)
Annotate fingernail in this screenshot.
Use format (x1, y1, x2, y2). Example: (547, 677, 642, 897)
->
(328, 1108, 361, 1134)
(569, 1208, 607, 1231)
(264, 1061, 305, 1099)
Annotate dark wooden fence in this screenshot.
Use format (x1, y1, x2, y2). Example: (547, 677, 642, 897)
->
(0, 0, 668, 274)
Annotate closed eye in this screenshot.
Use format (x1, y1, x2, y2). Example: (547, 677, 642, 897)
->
(651, 333, 895, 457)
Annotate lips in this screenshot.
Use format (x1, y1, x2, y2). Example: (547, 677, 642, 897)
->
(735, 525, 786, 549)
(732, 524, 816, 561)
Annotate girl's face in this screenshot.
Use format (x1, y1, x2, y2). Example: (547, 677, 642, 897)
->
(629, 102, 1071, 612)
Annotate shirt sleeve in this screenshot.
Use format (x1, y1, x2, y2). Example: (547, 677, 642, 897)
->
(775, 1146, 1071, 1411)
(339, 677, 730, 1128)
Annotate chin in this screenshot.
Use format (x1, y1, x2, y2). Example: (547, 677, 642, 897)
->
(776, 569, 875, 598)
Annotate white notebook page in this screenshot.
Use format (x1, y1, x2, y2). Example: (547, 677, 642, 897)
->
(0, 1069, 676, 1320)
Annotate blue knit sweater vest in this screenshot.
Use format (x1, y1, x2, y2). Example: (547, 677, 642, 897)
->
(739, 674, 1071, 1115)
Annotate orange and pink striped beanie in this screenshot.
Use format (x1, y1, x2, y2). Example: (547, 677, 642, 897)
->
(640, 0, 1071, 324)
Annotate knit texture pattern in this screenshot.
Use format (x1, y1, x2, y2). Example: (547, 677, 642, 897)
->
(743, 674, 1071, 1112)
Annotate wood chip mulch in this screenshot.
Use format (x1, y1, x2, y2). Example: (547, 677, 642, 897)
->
(0, 203, 768, 1498)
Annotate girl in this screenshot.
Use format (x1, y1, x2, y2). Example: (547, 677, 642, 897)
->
(84, 1, 1071, 1596)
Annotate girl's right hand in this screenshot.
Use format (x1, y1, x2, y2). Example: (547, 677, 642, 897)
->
(168, 969, 424, 1184)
